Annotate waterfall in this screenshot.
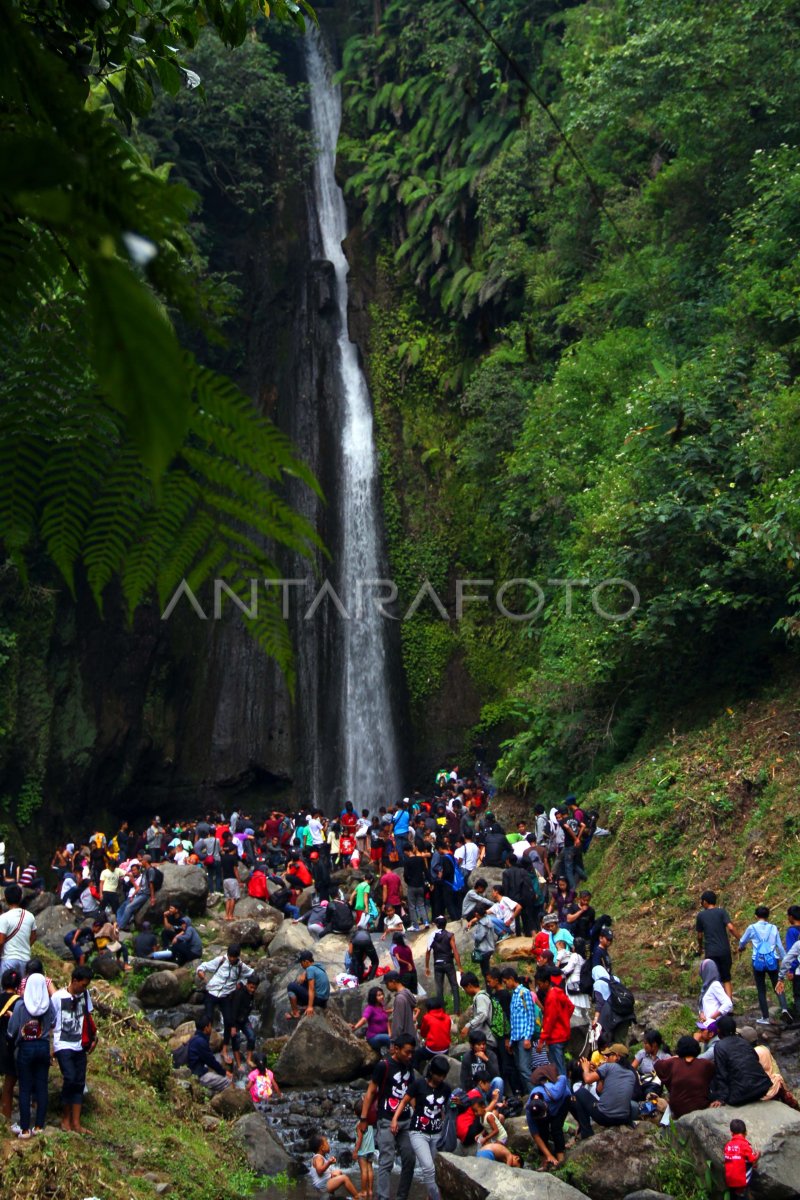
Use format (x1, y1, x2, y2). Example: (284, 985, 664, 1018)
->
(304, 31, 402, 811)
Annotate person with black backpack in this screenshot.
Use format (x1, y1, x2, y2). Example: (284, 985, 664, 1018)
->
(425, 916, 462, 1015)
(591, 966, 635, 1047)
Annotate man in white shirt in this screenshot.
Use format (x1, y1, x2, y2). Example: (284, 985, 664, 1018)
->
(486, 886, 521, 936)
(52, 965, 96, 1133)
(0, 884, 37, 975)
(454, 835, 479, 884)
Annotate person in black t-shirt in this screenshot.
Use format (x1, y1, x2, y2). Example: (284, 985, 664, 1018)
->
(696, 891, 738, 1000)
(358, 1038, 416, 1200)
(393, 1055, 451, 1200)
(566, 892, 595, 942)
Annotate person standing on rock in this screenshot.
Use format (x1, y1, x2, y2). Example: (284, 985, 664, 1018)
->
(696, 890, 738, 1001)
(286, 949, 330, 1020)
(358, 1036, 416, 1200)
(220, 835, 242, 922)
(425, 916, 462, 1015)
(501, 965, 539, 1094)
(196, 943, 253, 1061)
(384, 972, 417, 1044)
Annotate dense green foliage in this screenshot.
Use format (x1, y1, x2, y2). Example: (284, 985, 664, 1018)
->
(339, 0, 800, 793)
(0, 1, 320, 688)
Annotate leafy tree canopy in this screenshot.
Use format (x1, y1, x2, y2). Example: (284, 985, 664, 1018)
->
(0, 0, 318, 686)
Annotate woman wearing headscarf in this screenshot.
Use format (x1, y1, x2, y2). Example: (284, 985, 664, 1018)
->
(754, 1045, 800, 1110)
(7, 971, 55, 1138)
(698, 959, 733, 1023)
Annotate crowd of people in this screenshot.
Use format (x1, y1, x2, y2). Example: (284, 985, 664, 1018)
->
(1, 769, 798, 1200)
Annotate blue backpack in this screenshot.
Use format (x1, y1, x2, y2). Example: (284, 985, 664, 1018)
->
(753, 927, 778, 972)
(444, 853, 465, 891)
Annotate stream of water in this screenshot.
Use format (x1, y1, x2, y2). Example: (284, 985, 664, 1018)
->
(304, 30, 402, 812)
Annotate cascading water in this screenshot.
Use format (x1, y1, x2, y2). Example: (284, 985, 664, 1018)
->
(304, 31, 402, 810)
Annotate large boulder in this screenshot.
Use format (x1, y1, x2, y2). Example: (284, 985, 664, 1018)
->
(234, 898, 285, 925)
(233, 1113, 294, 1176)
(273, 1009, 377, 1086)
(267, 920, 316, 958)
(221, 920, 263, 949)
(27, 891, 56, 915)
(567, 1124, 669, 1200)
(496, 937, 535, 962)
(677, 1102, 800, 1198)
(34, 905, 77, 958)
(93, 954, 124, 981)
(137, 968, 193, 1009)
(133, 863, 209, 926)
(210, 1087, 253, 1119)
(435, 1152, 589, 1200)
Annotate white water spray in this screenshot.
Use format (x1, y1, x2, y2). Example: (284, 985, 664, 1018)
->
(305, 31, 401, 809)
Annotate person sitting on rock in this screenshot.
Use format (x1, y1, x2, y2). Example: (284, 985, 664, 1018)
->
(461, 877, 489, 922)
(186, 1017, 232, 1094)
(708, 1015, 771, 1107)
(351, 985, 391, 1054)
(654, 1035, 715, 1118)
(150, 914, 202, 965)
(631, 1028, 671, 1094)
(570, 1044, 636, 1140)
(460, 1031, 503, 1096)
(286, 949, 330, 1020)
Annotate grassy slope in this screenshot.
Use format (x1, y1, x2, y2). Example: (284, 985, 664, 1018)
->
(0, 946, 258, 1200)
(577, 673, 800, 1000)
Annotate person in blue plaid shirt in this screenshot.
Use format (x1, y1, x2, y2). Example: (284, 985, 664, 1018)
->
(501, 965, 543, 1093)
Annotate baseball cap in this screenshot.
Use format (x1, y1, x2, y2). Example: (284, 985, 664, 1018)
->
(696, 1018, 718, 1032)
(467, 1089, 483, 1103)
(604, 1043, 629, 1058)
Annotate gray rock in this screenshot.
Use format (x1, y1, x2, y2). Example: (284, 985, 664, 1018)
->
(267, 920, 316, 958)
(435, 1152, 589, 1200)
(273, 1009, 377, 1086)
(133, 863, 209, 926)
(137, 968, 192, 1008)
(234, 898, 285, 924)
(567, 1123, 667, 1200)
(677, 1102, 800, 1198)
(27, 891, 56, 914)
(210, 1087, 253, 1119)
(33, 905, 76, 958)
(93, 954, 124, 981)
(222, 919, 263, 948)
(622, 1192, 675, 1200)
(233, 1113, 294, 1175)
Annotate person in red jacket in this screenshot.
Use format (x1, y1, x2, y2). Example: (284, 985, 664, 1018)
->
(534, 966, 574, 1076)
(724, 1118, 759, 1199)
(415, 998, 452, 1071)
